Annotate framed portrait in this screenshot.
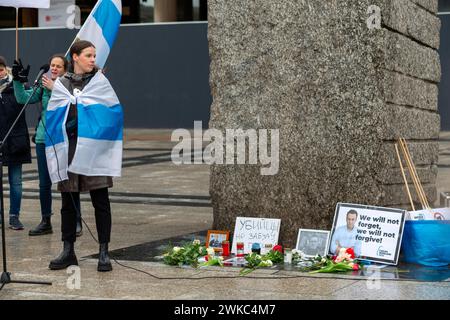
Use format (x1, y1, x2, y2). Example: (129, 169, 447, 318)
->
(328, 203, 406, 265)
(296, 229, 330, 258)
(206, 230, 230, 251)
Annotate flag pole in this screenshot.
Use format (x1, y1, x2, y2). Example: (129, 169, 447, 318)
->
(65, 0, 103, 59)
(15, 7, 19, 60)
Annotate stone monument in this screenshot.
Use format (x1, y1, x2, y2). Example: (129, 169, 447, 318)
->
(208, 0, 441, 246)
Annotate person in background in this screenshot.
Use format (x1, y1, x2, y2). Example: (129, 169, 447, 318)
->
(13, 55, 83, 236)
(0, 56, 31, 230)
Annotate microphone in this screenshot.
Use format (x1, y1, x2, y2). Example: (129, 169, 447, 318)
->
(34, 64, 50, 86)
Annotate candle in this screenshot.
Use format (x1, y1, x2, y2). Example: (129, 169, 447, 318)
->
(284, 248, 292, 264)
(222, 240, 230, 256)
(236, 242, 245, 257)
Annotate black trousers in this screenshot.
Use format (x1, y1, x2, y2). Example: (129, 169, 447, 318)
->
(61, 188, 111, 243)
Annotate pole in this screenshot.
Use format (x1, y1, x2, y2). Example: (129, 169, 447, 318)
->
(15, 7, 19, 61)
(0, 83, 52, 290)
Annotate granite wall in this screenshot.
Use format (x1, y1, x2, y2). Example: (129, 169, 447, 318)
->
(208, 0, 441, 246)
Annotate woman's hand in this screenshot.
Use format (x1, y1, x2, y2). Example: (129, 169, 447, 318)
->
(42, 75, 54, 90)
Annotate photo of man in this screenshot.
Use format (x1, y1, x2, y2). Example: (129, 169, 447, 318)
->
(296, 229, 330, 257)
(330, 209, 362, 257)
(209, 234, 220, 247)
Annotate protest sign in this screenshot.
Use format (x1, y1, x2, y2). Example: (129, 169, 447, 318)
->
(231, 217, 281, 254)
(329, 203, 406, 265)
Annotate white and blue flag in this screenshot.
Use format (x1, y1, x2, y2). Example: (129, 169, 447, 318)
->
(67, 0, 122, 68)
(45, 72, 123, 183)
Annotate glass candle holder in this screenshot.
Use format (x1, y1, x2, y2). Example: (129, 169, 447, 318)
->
(284, 248, 292, 264)
(236, 242, 245, 257)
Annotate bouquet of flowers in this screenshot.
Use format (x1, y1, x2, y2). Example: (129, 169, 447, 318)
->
(163, 239, 208, 268)
(240, 253, 274, 276)
(239, 245, 284, 276)
(200, 247, 224, 267)
(299, 247, 361, 273)
(292, 249, 306, 264)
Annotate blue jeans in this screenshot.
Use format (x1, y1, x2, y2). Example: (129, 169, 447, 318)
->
(36, 143, 52, 218)
(8, 164, 22, 216)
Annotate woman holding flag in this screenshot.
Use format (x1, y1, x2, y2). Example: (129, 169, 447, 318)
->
(47, 40, 123, 272)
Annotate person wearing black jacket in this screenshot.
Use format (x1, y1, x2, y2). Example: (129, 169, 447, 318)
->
(0, 56, 31, 230)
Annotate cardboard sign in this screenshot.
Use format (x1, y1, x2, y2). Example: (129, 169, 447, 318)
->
(231, 217, 281, 254)
(329, 203, 406, 265)
(38, 0, 79, 28)
(407, 208, 450, 221)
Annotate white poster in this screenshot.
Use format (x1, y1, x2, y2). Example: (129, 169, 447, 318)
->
(407, 207, 450, 221)
(0, 0, 50, 8)
(38, 0, 78, 28)
(231, 217, 281, 255)
(329, 203, 406, 265)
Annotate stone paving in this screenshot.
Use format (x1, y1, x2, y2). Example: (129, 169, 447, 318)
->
(0, 129, 449, 300)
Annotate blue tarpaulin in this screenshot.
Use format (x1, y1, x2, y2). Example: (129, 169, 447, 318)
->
(401, 220, 450, 267)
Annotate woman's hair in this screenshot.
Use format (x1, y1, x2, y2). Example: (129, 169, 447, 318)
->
(0, 56, 7, 68)
(68, 40, 96, 72)
(49, 54, 69, 71)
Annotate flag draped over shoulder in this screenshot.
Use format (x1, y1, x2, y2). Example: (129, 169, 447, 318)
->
(45, 72, 123, 183)
(0, 0, 50, 8)
(68, 0, 122, 68)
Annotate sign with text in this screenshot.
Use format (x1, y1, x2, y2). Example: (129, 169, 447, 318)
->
(38, 0, 78, 28)
(407, 208, 450, 221)
(329, 203, 406, 265)
(231, 217, 281, 255)
(0, 0, 50, 8)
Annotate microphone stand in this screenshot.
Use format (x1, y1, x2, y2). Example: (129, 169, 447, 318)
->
(0, 80, 52, 290)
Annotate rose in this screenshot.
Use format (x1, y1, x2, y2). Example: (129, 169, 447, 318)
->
(206, 247, 215, 256)
(345, 247, 355, 259)
(352, 264, 359, 270)
(343, 253, 353, 262)
(260, 260, 273, 267)
(193, 239, 201, 245)
(272, 245, 283, 253)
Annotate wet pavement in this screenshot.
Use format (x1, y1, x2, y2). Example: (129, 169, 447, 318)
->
(0, 129, 449, 300)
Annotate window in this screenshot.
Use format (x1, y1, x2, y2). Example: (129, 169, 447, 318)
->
(439, 0, 450, 12)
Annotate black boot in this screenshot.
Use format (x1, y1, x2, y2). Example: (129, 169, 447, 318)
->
(49, 241, 78, 270)
(97, 243, 112, 272)
(29, 216, 53, 236)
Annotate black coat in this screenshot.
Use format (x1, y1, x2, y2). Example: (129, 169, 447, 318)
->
(0, 82, 31, 165)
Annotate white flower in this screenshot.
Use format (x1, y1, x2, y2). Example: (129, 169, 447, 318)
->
(218, 256, 224, 261)
(207, 247, 215, 256)
(321, 258, 327, 263)
(339, 247, 347, 256)
(260, 260, 273, 267)
(193, 239, 201, 245)
(173, 247, 181, 253)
